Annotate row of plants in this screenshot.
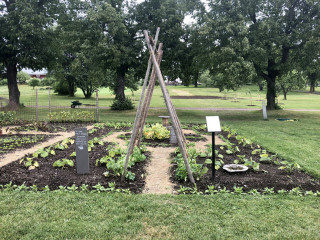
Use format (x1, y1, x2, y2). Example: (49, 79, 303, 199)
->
(178, 184, 320, 196)
(0, 182, 131, 194)
(48, 111, 95, 123)
(0, 135, 47, 154)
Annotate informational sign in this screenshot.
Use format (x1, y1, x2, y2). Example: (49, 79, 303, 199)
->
(75, 128, 89, 174)
(206, 116, 221, 133)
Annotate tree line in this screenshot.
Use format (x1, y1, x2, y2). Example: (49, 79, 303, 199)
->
(1, 0, 319, 110)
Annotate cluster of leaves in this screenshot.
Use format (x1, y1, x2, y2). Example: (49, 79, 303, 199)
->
(0, 135, 46, 154)
(0, 182, 131, 194)
(174, 144, 213, 181)
(103, 121, 133, 130)
(48, 111, 95, 123)
(96, 144, 146, 181)
(19, 157, 39, 170)
(53, 159, 74, 168)
(178, 184, 320, 197)
(0, 111, 16, 125)
(143, 123, 170, 140)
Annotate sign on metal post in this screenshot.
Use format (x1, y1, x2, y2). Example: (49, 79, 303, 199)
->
(206, 116, 221, 182)
(75, 128, 89, 174)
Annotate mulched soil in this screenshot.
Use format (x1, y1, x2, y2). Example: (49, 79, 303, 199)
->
(0, 134, 54, 154)
(170, 131, 320, 193)
(0, 125, 149, 193)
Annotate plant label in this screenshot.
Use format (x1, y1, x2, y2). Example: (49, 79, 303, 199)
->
(206, 116, 221, 132)
(75, 128, 89, 174)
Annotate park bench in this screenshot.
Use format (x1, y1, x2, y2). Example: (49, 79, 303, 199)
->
(71, 101, 82, 108)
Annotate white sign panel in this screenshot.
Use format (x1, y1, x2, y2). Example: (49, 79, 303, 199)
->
(206, 116, 221, 132)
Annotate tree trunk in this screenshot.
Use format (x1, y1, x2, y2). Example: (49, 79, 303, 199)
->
(309, 73, 316, 93)
(281, 85, 287, 100)
(115, 71, 125, 101)
(258, 80, 264, 91)
(266, 77, 276, 110)
(6, 64, 20, 109)
(67, 75, 76, 97)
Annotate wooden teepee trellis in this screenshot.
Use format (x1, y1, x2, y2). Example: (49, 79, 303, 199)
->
(121, 29, 195, 184)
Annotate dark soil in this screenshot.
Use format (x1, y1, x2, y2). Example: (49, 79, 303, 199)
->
(170, 131, 320, 193)
(0, 125, 149, 193)
(0, 134, 54, 154)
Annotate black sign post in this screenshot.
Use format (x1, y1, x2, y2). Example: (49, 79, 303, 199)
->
(206, 116, 221, 182)
(75, 128, 89, 174)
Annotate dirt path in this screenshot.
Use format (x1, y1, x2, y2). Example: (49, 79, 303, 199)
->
(170, 89, 194, 96)
(102, 130, 223, 194)
(0, 126, 94, 168)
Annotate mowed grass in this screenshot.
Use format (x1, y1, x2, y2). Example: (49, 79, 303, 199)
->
(1, 84, 319, 109)
(0, 192, 319, 240)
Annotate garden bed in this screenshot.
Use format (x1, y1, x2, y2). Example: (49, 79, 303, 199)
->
(0, 123, 149, 193)
(170, 130, 320, 193)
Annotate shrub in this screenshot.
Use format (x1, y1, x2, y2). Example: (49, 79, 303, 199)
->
(111, 98, 134, 110)
(28, 78, 40, 89)
(143, 123, 170, 140)
(53, 79, 70, 95)
(0, 79, 7, 86)
(40, 77, 55, 86)
(0, 111, 16, 124)
(17, 71, 31, 84)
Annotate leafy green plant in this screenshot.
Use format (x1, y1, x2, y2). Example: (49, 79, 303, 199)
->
(143, 123, 170, 140)
(19, 157, 39, 170)
(53, 159, 74, 168)
(0, 111, 16, 125)
(278, 161, 301, 174)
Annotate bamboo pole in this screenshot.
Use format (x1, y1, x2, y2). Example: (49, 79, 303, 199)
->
(137, 43, 163, 146)
(121, 29, 160, 181)
(143, 30, 195, 184)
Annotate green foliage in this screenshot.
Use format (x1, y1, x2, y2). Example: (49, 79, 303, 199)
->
(0, 111, 16, 124)
(17, 71, 30, 84)
(53, 159, 74, 168)
(48, 111, 94, 123)
(143, 123, 170, 140)
(0, 79, 7, 86)
(279, 161, 301, 174)
(28, 78, 40, 89)
(40, 77, 55, 86)
(53, 79, 71, 95)
(19, 157, 39, 170)
(110, 98, 134, 111)
(276, 70, 307, 100)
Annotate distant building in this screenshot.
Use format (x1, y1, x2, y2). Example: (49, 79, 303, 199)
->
(22, 68, 47, 79)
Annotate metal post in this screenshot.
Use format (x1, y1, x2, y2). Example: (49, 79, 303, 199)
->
(212, 132, 216, 182)
(36, 89, 38, 122)
(49, 88, 51, 114)
(96, 89, 99, 123)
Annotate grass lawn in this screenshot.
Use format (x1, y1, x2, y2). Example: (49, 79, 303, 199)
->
(0, 192, 319, 240)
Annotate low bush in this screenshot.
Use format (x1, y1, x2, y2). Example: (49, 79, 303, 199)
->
(111, 98, 134, 110)
(0, 79, 7, 86)
(17, 71, 30, 84)
(28, 78, 40, 89)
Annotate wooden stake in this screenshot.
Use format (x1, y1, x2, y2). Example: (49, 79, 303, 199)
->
(143, 30, 195, 184)
(121, 29, 160, 181)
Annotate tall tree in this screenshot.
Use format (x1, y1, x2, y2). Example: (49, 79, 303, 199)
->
(203, 0, 320, 109)
(0, 0, 60, 108)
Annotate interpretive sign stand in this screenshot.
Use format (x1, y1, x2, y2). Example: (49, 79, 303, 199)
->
(206, 116, 221, 182)
(75, 128, 89, 174)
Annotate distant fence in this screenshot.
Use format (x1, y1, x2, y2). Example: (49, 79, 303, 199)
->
(0, 88, 99, 123)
